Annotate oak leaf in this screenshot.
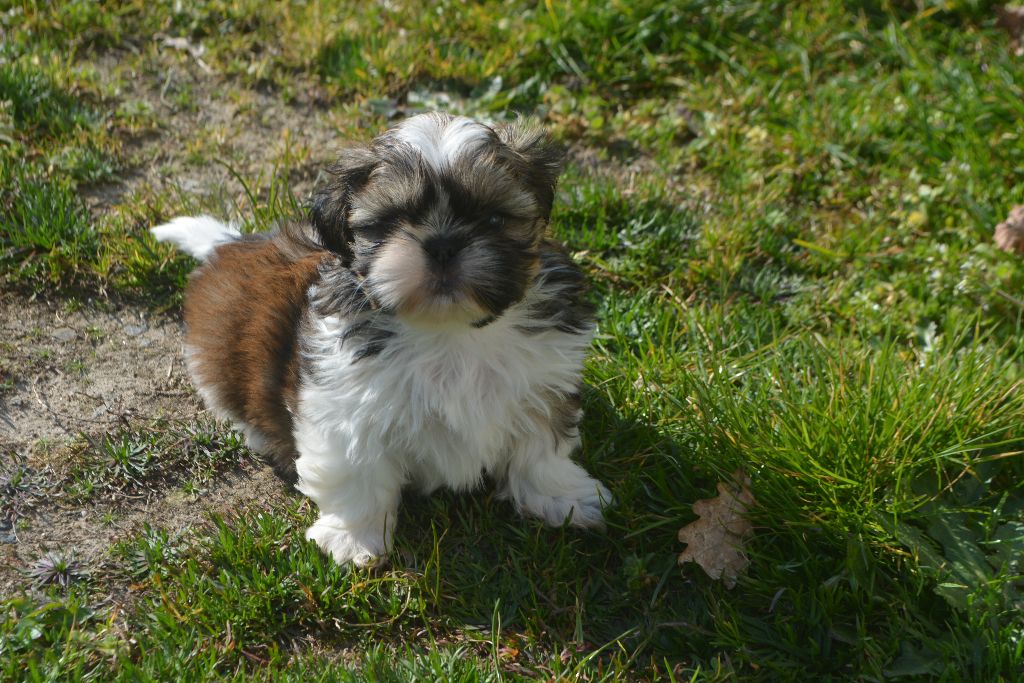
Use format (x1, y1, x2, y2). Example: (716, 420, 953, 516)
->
(677, 470, 755, 589)
(994, 205, 1024, 254)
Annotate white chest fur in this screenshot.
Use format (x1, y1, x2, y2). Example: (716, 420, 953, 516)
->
(295, 294, 594, 493)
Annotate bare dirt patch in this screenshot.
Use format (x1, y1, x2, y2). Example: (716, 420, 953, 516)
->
(0, 293, 293, 598)
(84, 49, 347, 216)
(0, 292, 194, 448)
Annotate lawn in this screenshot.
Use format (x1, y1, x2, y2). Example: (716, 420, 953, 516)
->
(1, 0, 1022, 680)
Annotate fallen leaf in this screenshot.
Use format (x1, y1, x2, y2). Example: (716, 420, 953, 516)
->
(994, 205, 1024, 254)
(677, 470, 755, 589)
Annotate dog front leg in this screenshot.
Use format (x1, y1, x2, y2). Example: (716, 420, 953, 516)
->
(500, 407, 611, 530)
(295, 429, 403, 567)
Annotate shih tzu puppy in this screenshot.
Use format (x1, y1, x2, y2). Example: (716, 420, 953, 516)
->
(152, 113, 611, 566)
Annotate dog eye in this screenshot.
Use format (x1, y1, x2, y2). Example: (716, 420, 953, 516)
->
(483, 213, 504, 229)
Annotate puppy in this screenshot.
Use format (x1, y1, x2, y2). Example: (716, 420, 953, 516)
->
(152, 113, 611, 566)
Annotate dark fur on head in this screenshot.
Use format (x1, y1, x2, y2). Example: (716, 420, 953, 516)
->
(308, 115, 566, 323)
(309, 144, 378, 262)
(311, 118, 564, 259)
(493, 122, 564, 218)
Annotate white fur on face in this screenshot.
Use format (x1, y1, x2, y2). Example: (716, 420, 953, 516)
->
(365, 233, 431, 313)
(391, 114, 493, 171)
(365, 231, 490, 324)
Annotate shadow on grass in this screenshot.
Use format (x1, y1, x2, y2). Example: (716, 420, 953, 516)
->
(391, 388, 713, 669)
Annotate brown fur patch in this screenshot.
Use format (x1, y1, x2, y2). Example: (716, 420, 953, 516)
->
(183, 225, 324, 482)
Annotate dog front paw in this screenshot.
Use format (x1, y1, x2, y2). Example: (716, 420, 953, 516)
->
(305, 516, 390, 567)
(511, 468, 613, 530)
(543, 480, 612, 530)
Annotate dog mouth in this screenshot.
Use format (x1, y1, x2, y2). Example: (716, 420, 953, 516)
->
(363, 234, 526, 325)
(375, 272, 488, 324)
(428, 267, 463, 296)
(422, 279, 481, 314)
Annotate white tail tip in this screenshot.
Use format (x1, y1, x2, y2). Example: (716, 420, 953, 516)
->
(150, 215, 241, 261)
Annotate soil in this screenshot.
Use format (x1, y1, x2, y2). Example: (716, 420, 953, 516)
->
(0, 293, 194, 448)
(0, 291, 293, 598)
(82, 50, 346, 216)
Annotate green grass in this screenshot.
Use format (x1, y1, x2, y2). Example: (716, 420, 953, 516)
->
(2, 0, 1023, 680)
(61, 420, 253, 501)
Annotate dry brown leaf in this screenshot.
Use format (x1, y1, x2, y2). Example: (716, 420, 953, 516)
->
(995, 205, 1024, 254)
(677, 470, 755, 589)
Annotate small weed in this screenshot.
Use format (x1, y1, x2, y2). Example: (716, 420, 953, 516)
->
(66, 420, 252, 500)
(98, 431, 156, 486)
(27, 550, 87, 589)
(1, 169, 100, 288)
(65, 358, 87, 375)
(0, 61, 99, 142)
(0, 457, 55, 519)
(112, 524, 187, 581)
(31, 437, 55, 455)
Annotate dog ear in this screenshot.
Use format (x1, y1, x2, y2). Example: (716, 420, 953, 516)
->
(310, 144, 378, 261)
(494, 120, 565, 219)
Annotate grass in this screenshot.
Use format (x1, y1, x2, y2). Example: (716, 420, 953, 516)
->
(1, 0, 1023, 680)
(61, 420, 253, 501)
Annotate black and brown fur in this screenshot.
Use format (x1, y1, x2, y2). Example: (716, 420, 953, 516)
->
(183, 224, 324, 482)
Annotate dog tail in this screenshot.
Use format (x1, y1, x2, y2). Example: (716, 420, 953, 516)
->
(150, 215, 241, 262)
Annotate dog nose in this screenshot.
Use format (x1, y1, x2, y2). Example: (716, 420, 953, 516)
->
(424, 236, 463, 268)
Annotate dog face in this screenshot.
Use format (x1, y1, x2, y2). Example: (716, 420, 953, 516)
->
(310, 114, 563, 325)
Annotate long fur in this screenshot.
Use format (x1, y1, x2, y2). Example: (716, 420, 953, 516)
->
(150, 215, 240, 261)
(153, 113, 611, 566)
